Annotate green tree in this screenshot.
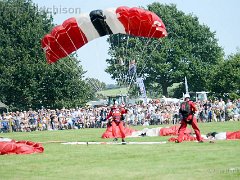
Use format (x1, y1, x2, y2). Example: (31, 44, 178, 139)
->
(0, 0, 93, 110)
(106, 3, 224, 97)
(210, 51, 240, 98)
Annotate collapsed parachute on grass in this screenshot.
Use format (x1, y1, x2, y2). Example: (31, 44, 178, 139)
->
(41, 6, 167, 63)
(0, 139, 44, 155)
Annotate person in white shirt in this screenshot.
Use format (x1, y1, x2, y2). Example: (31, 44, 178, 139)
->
(206, 132, 226, 140)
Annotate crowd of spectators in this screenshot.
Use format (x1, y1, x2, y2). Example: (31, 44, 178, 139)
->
(0, 98, 240, 133)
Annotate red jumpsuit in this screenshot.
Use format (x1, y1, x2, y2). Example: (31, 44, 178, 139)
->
(177, 101, 202, 142)
(106, 106, 126, 139)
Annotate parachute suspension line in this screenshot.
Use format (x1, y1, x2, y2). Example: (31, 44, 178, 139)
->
(139, 39, 161, 76)
(121, 34, 130, 87)
(54, 33, 93, 76)
(108, 34, 124, 90)
(121, 40, 130, 88)
(134, 41, 159, 88)
(108, 34, 119, 85)
(55, 56, 79, 75)
(116, 33, 124, 87)
(122, 18, 144, 88)
(120, 17, 132, 87)
(128, 20, 155, 74)
(131, 20, 143, 53)
(48, 40, 80, 75)
(59, 61, 76, 74)
(88, 78, 100, 92)
(110, 33, 126, 87)
(135, 19, 156, 69)
(123, 19, 144, 88)
(123, 19, 131, 86)
(127, 70, 137, 93)
(127, 27, 157, 90)
(49, 62, 88, 93)
(48, 36, 86, 84)
(109, 34, 121, 87)
(134, 27, 158, 75)
(124, 17, 131, 57)
(138, 24, 155, 55)
(48, 60, 72, 78)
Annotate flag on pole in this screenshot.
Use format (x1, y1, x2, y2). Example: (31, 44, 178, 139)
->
(136, 77, 147, 104)
(185, 76, 189, 94)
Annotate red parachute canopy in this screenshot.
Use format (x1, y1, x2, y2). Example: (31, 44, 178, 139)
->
(0, 140, 44, 155)
(159, 125, 192, 136)
(41, 6, 167, 63)
(226, 130, 240, 140)
(101, 124, 136, 138)
(168, 134, 197, 142)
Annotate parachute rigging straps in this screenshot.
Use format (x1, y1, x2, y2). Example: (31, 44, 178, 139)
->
(88, 78, 101, 92)
(128, 39, 161, 91)
(46, 38, 84, 79)
(121, 16, 158, 89)
(121, 16, 143, 88)
(139, 39, 162, 76)
(127, 27, 158, 91)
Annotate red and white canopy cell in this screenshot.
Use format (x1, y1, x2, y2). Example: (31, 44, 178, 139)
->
(41, 6, 167, 63)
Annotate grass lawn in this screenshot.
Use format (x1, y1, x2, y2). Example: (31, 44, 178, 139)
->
(0, 122, 240, 180)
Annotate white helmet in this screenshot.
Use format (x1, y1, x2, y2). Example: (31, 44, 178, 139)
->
(184, 94, 190, 98)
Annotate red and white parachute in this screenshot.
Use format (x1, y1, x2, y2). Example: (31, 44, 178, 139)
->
(41, 6, 167, 63)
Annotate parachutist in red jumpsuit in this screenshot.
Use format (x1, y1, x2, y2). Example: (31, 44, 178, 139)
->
(176, 94, 203, 143)
(106, 103, 127, 144)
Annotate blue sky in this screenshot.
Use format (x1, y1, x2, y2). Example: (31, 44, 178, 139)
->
(33, 0, 240, 84)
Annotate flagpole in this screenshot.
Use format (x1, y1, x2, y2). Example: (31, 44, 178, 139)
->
(185, 76, 189, 95)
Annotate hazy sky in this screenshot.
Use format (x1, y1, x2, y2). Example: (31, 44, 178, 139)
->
(34, 0, 240, 84)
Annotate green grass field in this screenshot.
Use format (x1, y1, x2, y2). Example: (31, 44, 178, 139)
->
(1, 122, 240, 180)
